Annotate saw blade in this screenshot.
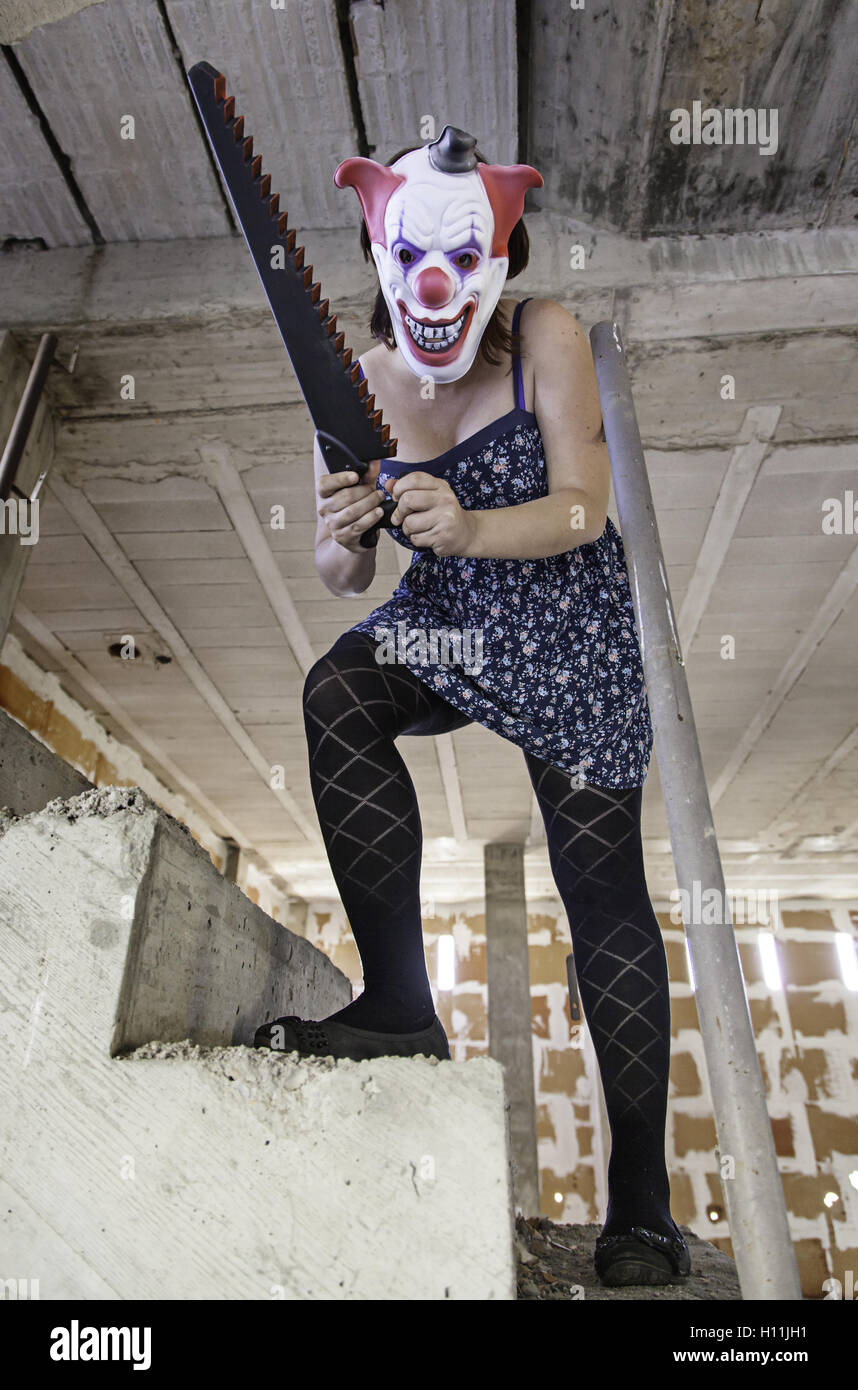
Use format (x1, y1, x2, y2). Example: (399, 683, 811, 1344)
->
(187, 61, 397, 472)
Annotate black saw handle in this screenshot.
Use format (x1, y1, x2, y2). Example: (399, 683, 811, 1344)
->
(316, 431, 397, 548)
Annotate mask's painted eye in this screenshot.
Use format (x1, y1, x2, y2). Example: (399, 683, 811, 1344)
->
(453, 251, 477, 270)
(397, 246, 415, 264)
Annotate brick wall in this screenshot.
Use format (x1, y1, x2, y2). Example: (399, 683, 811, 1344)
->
(302, 896, 858, 1299)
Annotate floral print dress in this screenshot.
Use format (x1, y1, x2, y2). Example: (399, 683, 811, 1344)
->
(349, 299, 653, 789)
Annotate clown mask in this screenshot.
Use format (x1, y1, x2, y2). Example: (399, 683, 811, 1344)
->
(335, 127, 542, 385)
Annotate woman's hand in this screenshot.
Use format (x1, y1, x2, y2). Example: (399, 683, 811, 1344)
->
(385, 473, 478, 557)
(317, 459, 385, 553)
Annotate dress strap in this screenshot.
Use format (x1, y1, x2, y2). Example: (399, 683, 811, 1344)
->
(511, 298, 532, 411)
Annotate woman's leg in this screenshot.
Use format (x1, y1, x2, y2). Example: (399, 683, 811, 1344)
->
(524, 751, 677, 1242)
(302, 628, 472, 1033)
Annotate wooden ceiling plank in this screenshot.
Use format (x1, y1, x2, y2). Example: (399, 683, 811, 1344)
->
(47, 473, 321, 844)
(200, 443, 317, 676)
(709, 545, 858, 807)
(677, 406, 781, 654)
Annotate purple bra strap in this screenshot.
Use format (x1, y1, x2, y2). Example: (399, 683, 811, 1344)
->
(511, 298, 531, 411)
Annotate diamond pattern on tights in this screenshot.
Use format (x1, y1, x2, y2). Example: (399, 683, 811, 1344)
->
(304, 636, 469, 912)
(524, 753, 670, 1130)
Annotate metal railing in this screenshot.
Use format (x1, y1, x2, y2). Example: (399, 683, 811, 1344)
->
(590, 320, 801, 1301)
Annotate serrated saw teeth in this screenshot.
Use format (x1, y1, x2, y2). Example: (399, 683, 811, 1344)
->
(192, 63, 396, 463)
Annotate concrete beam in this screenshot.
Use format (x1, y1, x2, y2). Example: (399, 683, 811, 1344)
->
(3, 223, 858, 336)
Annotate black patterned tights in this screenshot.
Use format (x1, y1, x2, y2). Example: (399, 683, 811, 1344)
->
(303, 629, 675, 1239)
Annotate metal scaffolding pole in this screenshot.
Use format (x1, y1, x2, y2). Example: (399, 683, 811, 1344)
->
(0, 333, 57, 503)
(589, 321, 801, 1302)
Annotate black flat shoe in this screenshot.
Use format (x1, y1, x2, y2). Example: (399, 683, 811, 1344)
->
(594, 1224, 692, 1287)
(253, 1013, 451, 1062)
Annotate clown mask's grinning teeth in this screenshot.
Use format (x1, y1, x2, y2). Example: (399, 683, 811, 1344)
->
(403, 310, 467, 352)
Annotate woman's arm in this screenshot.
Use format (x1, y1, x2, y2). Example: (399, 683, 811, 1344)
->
(463, 299, 610, 559)
(386, 300, 611, 561)
(312, 435, 381, 596)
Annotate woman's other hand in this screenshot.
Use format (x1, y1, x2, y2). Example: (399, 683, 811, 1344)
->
(385, 473, 478, 557)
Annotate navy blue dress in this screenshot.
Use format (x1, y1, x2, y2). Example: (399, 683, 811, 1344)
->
(349, 299, 653, 789)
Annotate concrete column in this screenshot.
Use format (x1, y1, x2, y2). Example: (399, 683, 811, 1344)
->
(484, 842, 540, 1216)
(222, 837, 241, 883)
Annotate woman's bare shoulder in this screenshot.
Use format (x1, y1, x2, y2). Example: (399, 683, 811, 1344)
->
(358, 340, 393, 372)
(519, 297, 585, 339)
(358, 340, 400, 396)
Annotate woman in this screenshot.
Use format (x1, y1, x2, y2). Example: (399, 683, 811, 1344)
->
(255, 127, 690, 1286)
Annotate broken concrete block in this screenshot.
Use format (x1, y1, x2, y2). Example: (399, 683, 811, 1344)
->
(0, 785, 351, 1054)
(0, 789, 516, 1297)
(0, 707, 92, 818)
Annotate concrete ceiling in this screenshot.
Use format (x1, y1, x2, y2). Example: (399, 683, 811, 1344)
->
(3, 0, 856, 248)
(1, 0, 857, 910)
(529, 0, 858, 235)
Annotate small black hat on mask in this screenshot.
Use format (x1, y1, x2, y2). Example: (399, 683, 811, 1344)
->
(427, 125, 479, 173)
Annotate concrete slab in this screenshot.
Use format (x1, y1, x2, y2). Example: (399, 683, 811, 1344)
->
(0, 1042, 514, 1300)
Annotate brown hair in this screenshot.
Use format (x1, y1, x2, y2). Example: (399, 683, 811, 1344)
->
(358, 144, 530, 367)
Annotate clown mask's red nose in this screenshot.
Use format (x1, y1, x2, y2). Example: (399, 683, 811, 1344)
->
(412, 266, 454, 308)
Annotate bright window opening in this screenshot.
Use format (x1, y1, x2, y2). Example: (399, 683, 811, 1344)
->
(436, 934, 456, 991)
(757, 931, 782, 991)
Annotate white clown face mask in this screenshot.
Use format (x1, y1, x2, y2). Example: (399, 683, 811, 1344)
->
(335, 127, 543, 384)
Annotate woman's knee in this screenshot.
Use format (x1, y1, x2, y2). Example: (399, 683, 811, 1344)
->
(302, 631, 384, 724)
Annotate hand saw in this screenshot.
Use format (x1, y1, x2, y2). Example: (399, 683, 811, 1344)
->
(188, 61, 398, 549)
